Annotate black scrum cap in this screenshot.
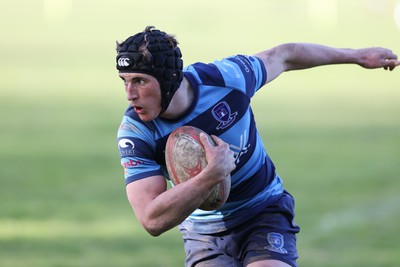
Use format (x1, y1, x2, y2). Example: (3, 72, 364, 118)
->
(116, 26, 184, 114)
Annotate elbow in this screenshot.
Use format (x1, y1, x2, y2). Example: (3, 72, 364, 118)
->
(144, 226, 164, 237)
(141, 219, 169, 237)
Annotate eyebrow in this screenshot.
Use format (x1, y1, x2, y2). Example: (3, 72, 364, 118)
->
(119, 74, 141, 79)
(119, 75, 147, 83)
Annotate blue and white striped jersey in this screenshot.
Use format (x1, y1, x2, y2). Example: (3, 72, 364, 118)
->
(117, 55, 284, 234)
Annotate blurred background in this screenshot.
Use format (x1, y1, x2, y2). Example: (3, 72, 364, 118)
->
(0, 0, 399, 266)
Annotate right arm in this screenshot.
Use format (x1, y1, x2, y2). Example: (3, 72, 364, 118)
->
(126, 134, 235, 236)
(254, 43, 399, 84)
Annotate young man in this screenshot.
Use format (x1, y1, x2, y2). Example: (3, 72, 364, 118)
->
(116, 26, 399, 267)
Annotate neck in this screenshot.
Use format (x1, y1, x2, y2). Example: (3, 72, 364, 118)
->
(159, 77, 193, 120)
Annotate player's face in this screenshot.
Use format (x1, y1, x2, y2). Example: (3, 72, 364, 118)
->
(119, 73, 162, 121)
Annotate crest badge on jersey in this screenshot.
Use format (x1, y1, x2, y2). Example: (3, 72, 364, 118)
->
(211, 101, 238, 130)
(265, 232, 288, 254)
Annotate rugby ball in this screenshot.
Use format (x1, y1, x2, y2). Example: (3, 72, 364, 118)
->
(165, 126, 231, 211)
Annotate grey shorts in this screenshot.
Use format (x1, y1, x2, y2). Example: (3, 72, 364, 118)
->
(179, 191, 300, 267)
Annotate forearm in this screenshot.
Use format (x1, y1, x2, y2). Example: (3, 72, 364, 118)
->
(133, 168, 223, 236)
(152, 179, 217, 234)
(281, 43, 359, 71)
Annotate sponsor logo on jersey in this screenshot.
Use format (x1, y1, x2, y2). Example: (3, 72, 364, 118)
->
(222, 61, 241, 78)
(211, 101, 238, 130)
(122, 159, 144, 168)
(118, 138, 136, 157)
(229, 130, 251, 164)
(234, 55, 254, 73)
(119, 123, 142, 133)
(265, 232, 287, 254)
(123, 159, 145, 176)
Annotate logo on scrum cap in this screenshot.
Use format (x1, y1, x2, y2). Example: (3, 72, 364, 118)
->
(117, 54, 134, 69)
(118, 57, 130, 67)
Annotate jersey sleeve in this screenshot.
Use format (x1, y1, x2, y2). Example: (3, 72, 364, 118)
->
(212, 55, 267, 98)
(117, 115, 164, 185)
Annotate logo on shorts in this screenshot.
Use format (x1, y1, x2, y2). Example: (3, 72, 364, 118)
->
(265, 232, 287, 254)
(211, 101, 238, 130)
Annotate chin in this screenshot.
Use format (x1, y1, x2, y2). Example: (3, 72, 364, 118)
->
(139, 113, 158, 122)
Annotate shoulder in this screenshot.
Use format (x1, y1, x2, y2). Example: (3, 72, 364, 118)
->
(184, 55, 266, 88)
(119, 106, 156, 137)
(117, 106, 159, 157)
(185, 55, 264, 75)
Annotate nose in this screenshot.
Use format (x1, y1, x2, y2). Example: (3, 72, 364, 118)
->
(125, 83, 138, 102)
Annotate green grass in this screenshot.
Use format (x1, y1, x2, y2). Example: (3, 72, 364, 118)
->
(1, 0, 399, 266)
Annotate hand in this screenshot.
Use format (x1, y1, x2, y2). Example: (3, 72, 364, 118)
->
(357, 47, 400, 71)
(199, 133, 236, 179)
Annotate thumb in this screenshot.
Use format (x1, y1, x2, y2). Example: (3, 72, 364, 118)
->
(199, 132, 214, 149)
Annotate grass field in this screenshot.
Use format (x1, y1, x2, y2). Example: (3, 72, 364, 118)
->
(1, 0, 399, 266)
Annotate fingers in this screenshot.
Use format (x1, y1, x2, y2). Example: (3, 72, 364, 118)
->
(210, 134, 225, 146)
(361, 47, 399, 70)
(199, 133, 236, 171)
(383, 59, 400, 71)
(199, 133, 225, 147)
(199, 132, 213, 148)
(209, 135, 236, 162)
(382, 50, 399, 71)
(390, 60, 400, 71)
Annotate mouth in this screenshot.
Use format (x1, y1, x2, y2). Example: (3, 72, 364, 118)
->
(134, 106, 144, 114)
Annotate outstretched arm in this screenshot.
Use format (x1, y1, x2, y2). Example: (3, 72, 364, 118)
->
(253, 43, 399, 84)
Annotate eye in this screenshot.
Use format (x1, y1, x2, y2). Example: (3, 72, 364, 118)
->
(135, 78, 147, 86)
(137, 79, 145, 84)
